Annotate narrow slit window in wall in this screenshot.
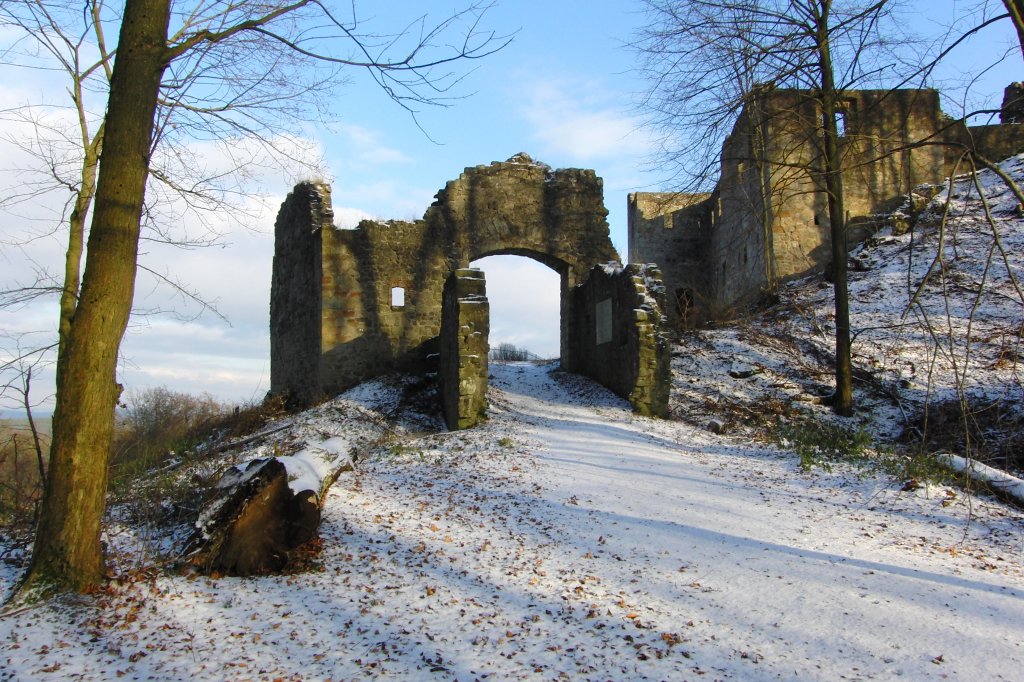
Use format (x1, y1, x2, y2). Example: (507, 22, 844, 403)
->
(835, 110, 847, 137)
(595, 298, 612, 345)
(391, 286, 405, 308)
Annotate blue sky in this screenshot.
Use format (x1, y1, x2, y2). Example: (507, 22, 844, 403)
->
(1, 0, 1022, 412)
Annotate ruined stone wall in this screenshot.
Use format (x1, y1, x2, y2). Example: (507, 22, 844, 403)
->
(570, 264, 671, 417)
(832, 90, 948, 240)
(754, 88, 1024, 282)
(947, 122, 1024, 168)
(626, 192, 710, 263)
(627, 192, 713, 324)
(1001, 82, 1024, 124)
(433, 157, 618, 369)
(318, 218, 452, 396)
(757, 91, 834, 280)
(759, 89, 947, 283)
(272, 155, 619, 403)
(628, 95, 775, 325)
(629, 87, 1024, 325)
(270, 184, 329, 405)
(709, 98, 774, 317)
(433, 159, 614, 269)
(439, 269, 489, 430)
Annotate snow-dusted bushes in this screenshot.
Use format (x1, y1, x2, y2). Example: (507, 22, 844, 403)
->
(777, 419, 873, 472)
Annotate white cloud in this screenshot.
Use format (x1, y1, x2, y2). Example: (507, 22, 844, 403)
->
(119, 320, 270, 404)
(152, 132, 330, 201)
(507, 72, 657, 255)
(330, 122, 413, 166)
(332, 179, 435, 222)
(0, 121, 296, 408)
(517, 77, 654, 164)
(333, 207, 377, 229)
(471, 255, 561, 359)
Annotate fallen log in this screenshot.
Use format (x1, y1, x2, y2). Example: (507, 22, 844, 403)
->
(182, 437, 354, 576)
(935, 453, 1024, 509)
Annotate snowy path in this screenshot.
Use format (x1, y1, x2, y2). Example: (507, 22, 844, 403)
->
(2, 363, 1023, 680)
(494, 366, 1024, 679)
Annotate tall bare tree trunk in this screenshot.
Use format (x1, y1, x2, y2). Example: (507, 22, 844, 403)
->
(816, 0, 854, 416)
(19, 0, 171, 596)
(1003, 0, 1024, 62)
(58, 125, 103, 361)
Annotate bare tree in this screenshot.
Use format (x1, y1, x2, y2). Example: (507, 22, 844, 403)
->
(1000, 0, 1024, 60)
(489, 342, 542, 362)
(634, 0, 908, 416)
(4, 0, 508, 598)
(0, 0, 501, 331)
(0, 0, 310, 416)
(0, 333, 52, 524)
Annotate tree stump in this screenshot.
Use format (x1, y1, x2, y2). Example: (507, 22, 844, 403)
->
(182, 439, 353, 576)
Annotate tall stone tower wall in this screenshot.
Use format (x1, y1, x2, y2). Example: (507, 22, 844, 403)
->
(630, 87, 1024, 325)
(270, 183, 329, 406)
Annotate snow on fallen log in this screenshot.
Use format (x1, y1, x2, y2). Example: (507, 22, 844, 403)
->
(935, 453, 1024, 507)
(182, 437, 354, 576)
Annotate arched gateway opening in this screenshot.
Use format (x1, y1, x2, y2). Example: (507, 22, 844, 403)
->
(270, 154, 670, 424)
(470, 255, 560, 360)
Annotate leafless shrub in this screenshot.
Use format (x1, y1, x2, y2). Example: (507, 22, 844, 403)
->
(903, 396, 1024, 476)
(489, 342, 543, 363)
(109, 387, 225, 486)
(0, 423, 50, 529)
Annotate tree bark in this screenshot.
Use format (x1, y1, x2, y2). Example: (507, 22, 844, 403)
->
(19, 0, 172, 596)
(58, 123, 102, 362)
(1003, 0, 1024, 63)
(816, 0, 854, 416)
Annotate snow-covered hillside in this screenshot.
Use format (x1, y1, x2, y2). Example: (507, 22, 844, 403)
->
(673, 155, 1024, 474)
(1, 361, 1022, 680)
(2, 157, 1024, 680)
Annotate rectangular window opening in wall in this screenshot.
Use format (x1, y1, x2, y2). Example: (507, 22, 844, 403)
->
(391, 286, 406, 309)
(595, 298, 612, 345)
(835, 110, 847, 137)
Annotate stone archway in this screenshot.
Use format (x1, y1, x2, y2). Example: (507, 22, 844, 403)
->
(436, 154, 620, 370)
(271, 154, 670, 422)
(270, 154, 618, 405)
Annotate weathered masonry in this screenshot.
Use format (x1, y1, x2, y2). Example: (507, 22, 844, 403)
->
(271, 154, 671, 422)
(439, 269, 489, 430)
(571, 263, 672, 417)
(629, 86, 1024, 324)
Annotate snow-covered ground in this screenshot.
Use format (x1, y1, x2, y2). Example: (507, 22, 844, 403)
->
(673, 155, 1024, 469)
(3, 157, 1024, 681)
(2, 361, 1022, 680)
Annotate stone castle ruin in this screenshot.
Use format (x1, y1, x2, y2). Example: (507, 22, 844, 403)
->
(271, 154, 671, 426)
(629, 86, 1024, 324)
(271, 87, 1022, 427)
